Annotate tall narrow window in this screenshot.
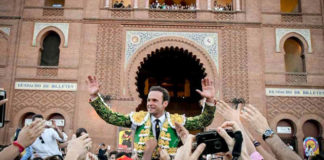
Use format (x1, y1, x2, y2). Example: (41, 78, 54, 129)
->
(284, 37, 305, 72)
(281, 0, 300, 13)
(40, 31, 61, 66)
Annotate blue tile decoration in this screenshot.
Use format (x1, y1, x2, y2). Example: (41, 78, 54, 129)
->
(125, 31, 219, 70)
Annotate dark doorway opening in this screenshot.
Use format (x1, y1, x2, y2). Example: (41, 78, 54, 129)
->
(135, 46, 207, 117)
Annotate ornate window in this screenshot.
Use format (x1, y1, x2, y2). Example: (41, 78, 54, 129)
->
(280, 0, 301, 13)
(40, 31, 61, 66)
(284, 37, 305, 72)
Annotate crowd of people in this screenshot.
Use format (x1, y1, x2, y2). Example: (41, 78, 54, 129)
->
(150, 1, 196, 10)
(214, 3, 232, 11)
(0, 75, 323, 160)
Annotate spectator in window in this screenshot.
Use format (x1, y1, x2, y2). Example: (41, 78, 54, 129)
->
(113, 1, 119, 8)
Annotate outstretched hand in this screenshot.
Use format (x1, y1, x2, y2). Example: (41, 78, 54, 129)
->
(216, 100, 242, 122)
(17, 119, 46, 148)
(0, 99, 7, 106)
(196, 78, 215, 103)
(241, 104, 270, 135)
(86, 76, 100, 99)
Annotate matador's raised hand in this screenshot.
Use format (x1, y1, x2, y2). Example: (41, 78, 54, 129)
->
(86, 75, 100, 99)
(196, 78, 215, 103)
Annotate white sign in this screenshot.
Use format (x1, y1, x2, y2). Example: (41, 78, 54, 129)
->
(266, 88, 324, 97)
(277, 126, 292, 134)
(15, 82, 77, 91)
(25, 119, 65, 126)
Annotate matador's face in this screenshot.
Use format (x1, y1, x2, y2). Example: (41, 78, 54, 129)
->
(147, 91, 168, 118)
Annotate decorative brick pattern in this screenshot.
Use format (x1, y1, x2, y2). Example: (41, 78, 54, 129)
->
(12, 90, 75, 114)
(281, 14, 302, 23)
(221, 27, 249, 103)
(149, 10, 196, 19)
(266, 97, 324, 119)
(36, 68, 58, 77)
(111, 10, 132, 18)
(95, 24, 122, 98)
(43, 8, 64, 16)
(285, 72, 307, 85)
(214, 12, 234, 21)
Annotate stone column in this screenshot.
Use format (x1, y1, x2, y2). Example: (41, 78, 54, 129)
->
(105, 0, 110, 8)
(207, 0, 211, 10)
(145, 0, 149, 8)
(134, 0, 138, 8)
(196, 0, 200, 9)
(236, 0, 241, 11)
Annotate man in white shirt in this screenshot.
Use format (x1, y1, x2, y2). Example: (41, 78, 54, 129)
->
(30, 114, 67, 159)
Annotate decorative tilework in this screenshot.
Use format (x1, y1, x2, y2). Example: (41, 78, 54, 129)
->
(33, 22, 69, 47)
(0, 27, 10, 36)
(276, 28, 312, 53)
(125, 31, 219, 70)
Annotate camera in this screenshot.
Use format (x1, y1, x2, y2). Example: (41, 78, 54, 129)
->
(196, 130, 234, 155)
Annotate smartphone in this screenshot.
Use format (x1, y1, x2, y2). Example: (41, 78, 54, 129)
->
(45, 120, 52, 126)
(0, 89, 6, 128)
(196, 130, 234, 155)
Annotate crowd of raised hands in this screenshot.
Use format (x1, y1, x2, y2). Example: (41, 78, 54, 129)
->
(1, 97, 322, 160)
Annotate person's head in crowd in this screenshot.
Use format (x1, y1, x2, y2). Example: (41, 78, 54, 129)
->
(109, 150, 118, 160)
(76, 128, 87, 138)
(116, 152, 131, 159)
(32, 114, 44, 121)
(147, 86, 170, 118)
(100, 143, 106, 149)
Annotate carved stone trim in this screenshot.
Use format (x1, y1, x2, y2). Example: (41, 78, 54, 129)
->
(148, 10, 197, 20)
(43, 8, 64, 16)
(33, 22, 69, 47)
(281, 14, 302, 23)
(221, 27, 249, 103)
(276, 28, 312, 53)
(266, 96, 324, 119)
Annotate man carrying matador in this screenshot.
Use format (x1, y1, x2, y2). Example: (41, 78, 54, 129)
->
(86, 76, 217, 159)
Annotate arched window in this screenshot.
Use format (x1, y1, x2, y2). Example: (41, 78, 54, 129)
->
(281, 0, 301, 13)
(45, 0, 65, 7)
(149, 0, 197, 10)
(284, 37, 305, 72)
(40, 31, 61, 66)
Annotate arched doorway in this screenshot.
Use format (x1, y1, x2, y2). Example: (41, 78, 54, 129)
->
(303, 120, 322, 154)
(135, 46, 206, 118)
(276, 119, 297, 152)
(19, 112, 36, 127)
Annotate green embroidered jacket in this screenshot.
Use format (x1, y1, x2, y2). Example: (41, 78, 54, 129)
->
(89, 95, 216, 158)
